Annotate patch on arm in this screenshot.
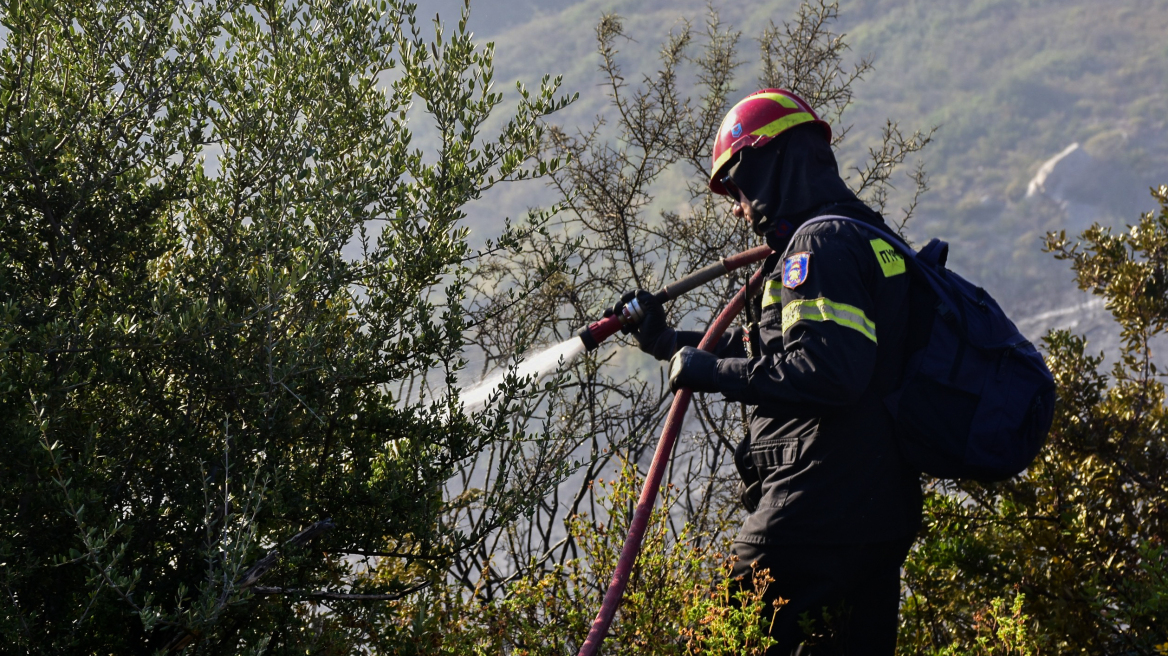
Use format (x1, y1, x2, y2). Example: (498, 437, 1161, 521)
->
(782, 252, 811, 289)
(869, 238, 905, 277)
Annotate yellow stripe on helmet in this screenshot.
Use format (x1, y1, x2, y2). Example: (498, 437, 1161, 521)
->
(711, 146, 737, 187)
(709, 94, 816, 190)
(753, 92, 801, 109)
(751, 112, 815, 138)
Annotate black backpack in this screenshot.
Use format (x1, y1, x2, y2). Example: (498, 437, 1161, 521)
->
(798, 216, 1056, 482)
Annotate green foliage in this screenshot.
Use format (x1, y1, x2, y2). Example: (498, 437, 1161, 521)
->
(932, 593, 1040, 656)
(0, 0, 573, 652)
(899, 186, 1168, 654)
(389, 463, 776, 655)
(5, 0, 1165, 652)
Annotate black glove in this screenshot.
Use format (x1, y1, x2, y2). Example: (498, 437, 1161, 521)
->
(668, 346, 720, 393)
(604, 289, 676, 360)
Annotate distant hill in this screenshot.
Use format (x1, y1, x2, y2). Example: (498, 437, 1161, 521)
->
(431, 0, 1168, 354)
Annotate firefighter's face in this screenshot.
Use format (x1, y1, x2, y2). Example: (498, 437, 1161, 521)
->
(729, 184, 756, 227)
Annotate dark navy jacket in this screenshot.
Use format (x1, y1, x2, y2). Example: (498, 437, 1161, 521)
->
(680, 211, 923, 545)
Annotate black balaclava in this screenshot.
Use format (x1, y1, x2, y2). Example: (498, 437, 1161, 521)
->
(724, 122, 878, 240)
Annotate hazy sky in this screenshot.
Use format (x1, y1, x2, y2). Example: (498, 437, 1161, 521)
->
(415, 0, 582, 38)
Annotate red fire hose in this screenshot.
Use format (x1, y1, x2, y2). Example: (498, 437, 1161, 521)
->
(577, 245, 773, 352)
(575, 248, 772, 656)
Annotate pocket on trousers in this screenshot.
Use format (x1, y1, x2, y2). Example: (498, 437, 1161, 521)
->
(750, 437, 800, 469)
(749, 437, 798, 511)
(756, 486, 789, 510)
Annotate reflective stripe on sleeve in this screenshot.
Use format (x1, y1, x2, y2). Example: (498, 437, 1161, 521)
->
(781, 297, 878, 343)
(761, 279, 783, 309)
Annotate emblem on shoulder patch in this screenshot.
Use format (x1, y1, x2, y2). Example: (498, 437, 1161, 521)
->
(782, 252, 811, 289)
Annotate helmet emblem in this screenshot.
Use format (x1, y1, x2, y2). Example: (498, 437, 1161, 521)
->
(731, 122, 743, 138)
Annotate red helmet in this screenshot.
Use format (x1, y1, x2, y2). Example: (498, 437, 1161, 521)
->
(708, 89, 832, 196)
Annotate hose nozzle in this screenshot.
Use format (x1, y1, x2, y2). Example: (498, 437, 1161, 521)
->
(576, 244, 774, 352)
(621, 296, 647, 325)
(576, 292, 656, 351)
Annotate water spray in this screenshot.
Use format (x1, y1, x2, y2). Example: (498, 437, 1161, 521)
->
(461, 244, 773, 410)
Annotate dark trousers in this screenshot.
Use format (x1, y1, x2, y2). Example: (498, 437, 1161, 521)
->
(730, 537, 914, 656)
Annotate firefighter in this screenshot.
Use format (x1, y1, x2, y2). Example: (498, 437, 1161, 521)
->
(611, 89, 923, 654)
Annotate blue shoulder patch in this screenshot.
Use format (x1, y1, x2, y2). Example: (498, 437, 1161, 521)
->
(782, 252, 811, 289)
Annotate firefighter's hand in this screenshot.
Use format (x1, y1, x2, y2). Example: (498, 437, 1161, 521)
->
(669, 346, 720, 393)
(605, 290, 676, 360)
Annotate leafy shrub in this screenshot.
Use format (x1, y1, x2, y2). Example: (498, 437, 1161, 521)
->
(900, 186, 1168, 654)
(389, 463, 775, 655)
(0, 0, 572, 651)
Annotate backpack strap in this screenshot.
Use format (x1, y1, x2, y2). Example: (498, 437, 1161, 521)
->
(788, 215, 956, 292)
(786, 214, 923, 260)
(918, 238, 948, 267)
(788, 214, 966, 332)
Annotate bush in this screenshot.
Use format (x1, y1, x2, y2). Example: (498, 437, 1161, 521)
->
(390, 463, 776, 655)
(899, 186, 1168, 654)
(0, 0, 571, 651)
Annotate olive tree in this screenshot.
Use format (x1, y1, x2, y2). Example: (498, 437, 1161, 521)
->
(0, 0, 572, 652)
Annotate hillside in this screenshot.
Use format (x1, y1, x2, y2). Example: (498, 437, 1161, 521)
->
(430, 0, 1168, 350)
